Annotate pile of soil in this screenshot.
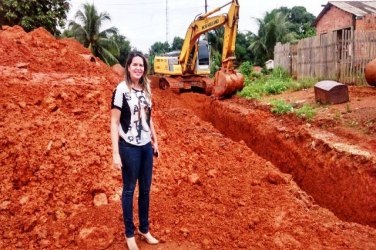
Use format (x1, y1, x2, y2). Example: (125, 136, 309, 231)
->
(1, 26, 376, 249)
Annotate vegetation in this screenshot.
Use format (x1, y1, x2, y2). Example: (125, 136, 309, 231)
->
(149, 41, 170, 56)
(238, 65, 317, 120)
(270, 99, 293, 114)
(68, 3, 119, 65)
(249, 6, 315, 66)
(276, 6, 316, 39)
(294, 104, 316, 121)
(239, 66, 316, 99)
(110, 33, 131, 66)
(239, 61, 253, 79)
(0, 0, 70, 35)
(270, 99, 316, 121)
(170, 37, 184, 51)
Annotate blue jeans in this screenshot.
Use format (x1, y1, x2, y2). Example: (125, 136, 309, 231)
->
(119, 139, 153, 238)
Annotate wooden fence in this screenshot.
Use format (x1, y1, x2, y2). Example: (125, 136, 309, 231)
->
(274, 30, 376, 84)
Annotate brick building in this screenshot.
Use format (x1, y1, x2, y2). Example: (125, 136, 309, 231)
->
(314, 1, 376, 35)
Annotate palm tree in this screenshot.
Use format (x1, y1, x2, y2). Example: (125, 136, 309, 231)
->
(69, 3, 119, 65)
(208, 27, 224, 54)
(249, 11, 296, 65)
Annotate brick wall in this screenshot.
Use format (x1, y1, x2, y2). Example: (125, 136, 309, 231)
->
(316, 6, 353, 34)
(356, 14, 376, 31)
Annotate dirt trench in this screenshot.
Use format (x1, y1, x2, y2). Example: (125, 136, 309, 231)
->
(180, 92, 376, 227)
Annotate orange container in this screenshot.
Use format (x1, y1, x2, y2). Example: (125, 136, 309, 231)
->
(365, 59, 376, 87)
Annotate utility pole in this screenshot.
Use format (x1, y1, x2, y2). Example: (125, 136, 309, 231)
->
(205, 0, 208, 41)
(166, 0, 169, 42)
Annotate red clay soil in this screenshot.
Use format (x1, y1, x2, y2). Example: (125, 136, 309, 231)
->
(1, 26, 376, 249)
(180, 91, 376, 228)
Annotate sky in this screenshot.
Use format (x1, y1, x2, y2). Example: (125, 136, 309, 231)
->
(66, 0, 327, 53)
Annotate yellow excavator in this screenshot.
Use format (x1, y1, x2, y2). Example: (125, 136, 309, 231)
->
(153, 0, 244, 97)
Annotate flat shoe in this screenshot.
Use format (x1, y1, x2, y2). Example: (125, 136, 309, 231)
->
(138, 229, 159, 245)
(126, 237, 139, 250)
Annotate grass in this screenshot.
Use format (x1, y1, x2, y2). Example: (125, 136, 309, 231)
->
(270, 99, 293, 114)
(294, 104, 316, 121)
(239, 65, 316, 99)
(238, 63, 318, 121)
(269, 99, 317, 121)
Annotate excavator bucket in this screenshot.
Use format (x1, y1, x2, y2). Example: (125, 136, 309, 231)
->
(212, 68, 244, 97)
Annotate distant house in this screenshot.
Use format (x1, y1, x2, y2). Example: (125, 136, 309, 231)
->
(274, 1, 376, 84)
(313, 1, 376, 35)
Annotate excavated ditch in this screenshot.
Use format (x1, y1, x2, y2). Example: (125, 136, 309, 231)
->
(180, 92, 376, 227)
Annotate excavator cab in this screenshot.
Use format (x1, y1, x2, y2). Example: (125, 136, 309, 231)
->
(196, 40, 210, 75)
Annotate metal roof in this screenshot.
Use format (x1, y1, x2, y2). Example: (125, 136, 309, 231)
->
(330, 1, 376, 16)
(313, 1, 376, 26)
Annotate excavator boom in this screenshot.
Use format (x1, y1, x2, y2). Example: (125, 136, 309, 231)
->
(153, 0, 244, 98)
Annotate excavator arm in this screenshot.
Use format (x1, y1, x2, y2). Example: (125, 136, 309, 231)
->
(178, 0, 243, 97)
(179, 15, 227, 73)
(221, 0, 239, 70)
(179, 0, 239, 74)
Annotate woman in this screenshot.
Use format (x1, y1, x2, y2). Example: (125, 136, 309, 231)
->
(110, 51, 159, 250)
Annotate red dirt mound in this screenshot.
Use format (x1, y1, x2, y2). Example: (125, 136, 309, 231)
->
(0, 25, 118, 79)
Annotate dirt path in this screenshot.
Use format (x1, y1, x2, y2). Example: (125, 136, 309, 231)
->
(1, 26, 376, 249)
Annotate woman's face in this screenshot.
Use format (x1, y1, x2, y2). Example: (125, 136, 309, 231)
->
(128, 56, 144, 83)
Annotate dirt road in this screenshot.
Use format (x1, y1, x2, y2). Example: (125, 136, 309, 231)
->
(1, 26, 376, 249)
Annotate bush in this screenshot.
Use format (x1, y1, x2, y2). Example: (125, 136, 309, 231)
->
(270, 99, 293, 114)
(294, 104, 316, 121)
(210, 51, 221, 77)
(290, 78, 317, 91)
(250, 71, 262, 79)
(239, 84, 263, 99)
(272, 66, 290, 79)
(239, 61, 253, 78)
(237, 65, 317, 100)
(263, 78, 290, 94)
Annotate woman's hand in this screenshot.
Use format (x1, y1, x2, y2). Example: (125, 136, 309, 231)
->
(113, 153, 122, 169)
(152, 141, 160, 158)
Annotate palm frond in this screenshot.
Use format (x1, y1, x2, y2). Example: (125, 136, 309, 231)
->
(98, 46, 119, 66)
(97, 37, 120, 57)
(69, 3, 120, 65)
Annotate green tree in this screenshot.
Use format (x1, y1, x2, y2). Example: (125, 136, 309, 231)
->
(208, 27, 224, 53)
(208, 27, 255, 67)
(0, 0, 70, 35)
(61, 28, 74, 38)
(111, 33, 131, 66)
(249, 11, 296, 65)
(148, 41, 169, 73)
(149, 41, 170, 56)
(171, 36, 184, 51)
(273, 6, 316, 39)
(69, 3, 119, 65)
(235, 31, 255, 64)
